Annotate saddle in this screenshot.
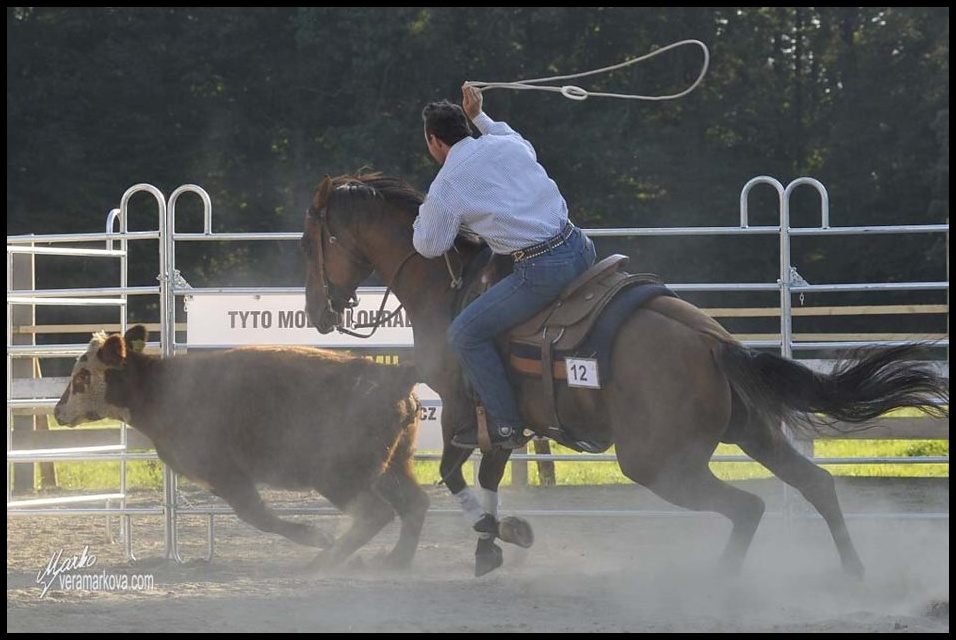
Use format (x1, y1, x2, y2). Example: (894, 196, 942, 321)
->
(508, 253, 634, 369)
(457, 250, 673, 452)
(506, 255, 667, 435)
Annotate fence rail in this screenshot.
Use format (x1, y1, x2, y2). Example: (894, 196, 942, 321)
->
(7, 176, 949, 563)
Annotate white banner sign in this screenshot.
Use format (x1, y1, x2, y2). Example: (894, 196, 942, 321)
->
(184, 289, 413, 347)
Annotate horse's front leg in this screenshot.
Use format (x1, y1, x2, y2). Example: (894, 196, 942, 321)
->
(439, 397, 532, 576)
(437, 396, 475, 496)
(438, 435, 504, 576)
(470, 448, 512, 576)
(441, 450, 535, 577)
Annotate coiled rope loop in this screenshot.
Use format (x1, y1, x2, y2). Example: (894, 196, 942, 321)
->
(466, 39, 709, 102)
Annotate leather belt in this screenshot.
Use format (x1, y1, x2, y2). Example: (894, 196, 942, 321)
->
(511, 222, 574, 262)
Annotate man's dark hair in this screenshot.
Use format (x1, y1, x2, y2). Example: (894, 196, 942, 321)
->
(422, 100, 474, 146)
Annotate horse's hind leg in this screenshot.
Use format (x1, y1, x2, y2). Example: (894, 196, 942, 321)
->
(636, 464, 766, 575)
(734, 426, 864, 578)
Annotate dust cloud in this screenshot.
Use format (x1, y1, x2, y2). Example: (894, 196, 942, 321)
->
(7, 479, 949, 633)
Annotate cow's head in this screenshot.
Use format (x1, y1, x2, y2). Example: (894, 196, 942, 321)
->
(54, 325, 148, 427)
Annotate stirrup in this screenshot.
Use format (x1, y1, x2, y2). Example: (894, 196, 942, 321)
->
(451, 425, 530, 450)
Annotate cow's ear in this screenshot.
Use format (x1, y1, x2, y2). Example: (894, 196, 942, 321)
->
(124, 325, 148, 353)
(99, 334, 127, 368)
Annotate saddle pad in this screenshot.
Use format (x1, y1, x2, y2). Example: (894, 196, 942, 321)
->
(509, 282, 678, 381)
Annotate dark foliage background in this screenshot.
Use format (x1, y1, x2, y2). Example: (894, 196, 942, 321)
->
(7, 8, 949, 333)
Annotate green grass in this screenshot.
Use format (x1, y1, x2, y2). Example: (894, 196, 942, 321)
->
(412, 440, 949, 487)
(45, 458, 167, 492)
(35, 437, 949, 492)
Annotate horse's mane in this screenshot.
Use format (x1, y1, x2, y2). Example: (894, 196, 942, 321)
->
(313, 170, 424, 218)
(311, 169, 484, 251)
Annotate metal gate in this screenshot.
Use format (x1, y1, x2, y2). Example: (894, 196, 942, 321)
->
(7, 176, 949, 561)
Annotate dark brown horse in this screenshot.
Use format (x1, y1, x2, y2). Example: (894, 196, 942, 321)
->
(300, 170, 949, 578)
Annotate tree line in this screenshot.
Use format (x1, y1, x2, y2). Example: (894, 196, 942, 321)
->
(6, 7, 949, 331)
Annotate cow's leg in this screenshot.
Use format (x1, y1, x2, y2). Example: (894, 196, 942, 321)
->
(374, 463, 430, 569)
(309, 489, 396, 571)
(213, 475, 333, 548)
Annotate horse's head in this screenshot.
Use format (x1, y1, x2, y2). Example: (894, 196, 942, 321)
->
(301, 175, 376, 334)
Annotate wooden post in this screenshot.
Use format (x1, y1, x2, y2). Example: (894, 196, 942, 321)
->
(511, 442, 528, 487)
(533, 439, 556, 486)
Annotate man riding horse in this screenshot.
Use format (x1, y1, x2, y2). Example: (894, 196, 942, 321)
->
(414, 82, 597, 456)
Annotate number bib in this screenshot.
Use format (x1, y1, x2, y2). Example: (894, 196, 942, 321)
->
(565, 357, 600, 389)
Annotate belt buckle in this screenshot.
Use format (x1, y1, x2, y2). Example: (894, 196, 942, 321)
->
(512, 249, 525, 262)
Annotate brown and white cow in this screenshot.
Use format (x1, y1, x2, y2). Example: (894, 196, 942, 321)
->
(54, 325, 429, 570)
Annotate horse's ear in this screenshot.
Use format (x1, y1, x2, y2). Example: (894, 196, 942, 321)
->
(314, 175, 333, 210)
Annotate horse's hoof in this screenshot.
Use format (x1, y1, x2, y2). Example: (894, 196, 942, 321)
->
(475, 542, 503, 577)
(473, 513, 498, 538)
(497, 516, 534, 548)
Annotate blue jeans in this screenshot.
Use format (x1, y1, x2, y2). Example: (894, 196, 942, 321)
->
(448, 226, 597, 429)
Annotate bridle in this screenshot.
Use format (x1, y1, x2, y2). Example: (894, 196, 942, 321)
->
(312, 203, 367, 312)
(308, 182, 469, 338)
(309, 203, 416, 339)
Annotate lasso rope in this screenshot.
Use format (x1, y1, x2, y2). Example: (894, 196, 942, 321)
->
(465, 39, 709, 102)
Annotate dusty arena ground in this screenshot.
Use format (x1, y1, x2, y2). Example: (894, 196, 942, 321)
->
(7, 477, 949, 633)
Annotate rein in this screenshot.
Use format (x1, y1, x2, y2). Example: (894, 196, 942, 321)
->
(337, 250, 417, 338)
(343, 249, 464, 337)
(314, 192, 466, 339)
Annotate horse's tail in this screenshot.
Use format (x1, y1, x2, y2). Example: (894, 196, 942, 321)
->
(714, 342, 949, 436)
